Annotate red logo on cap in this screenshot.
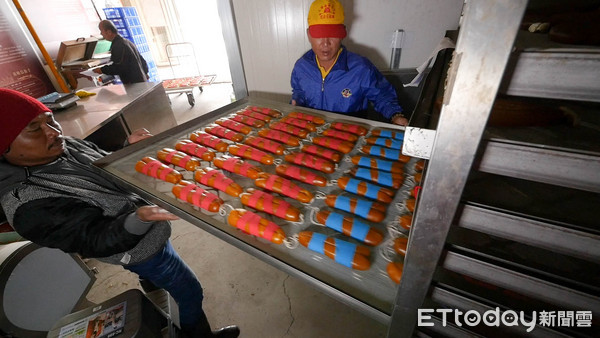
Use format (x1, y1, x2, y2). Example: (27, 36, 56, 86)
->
(320, 4, 335, 19)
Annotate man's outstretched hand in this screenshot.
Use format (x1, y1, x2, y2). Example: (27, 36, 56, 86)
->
(392, 114, 408, 126)
(136, 205, 180, 222)
(128, 128, 153, 144)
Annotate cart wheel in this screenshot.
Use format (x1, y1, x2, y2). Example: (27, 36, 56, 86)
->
(187, 92, 195, 106)
(199, 86, 204, 93)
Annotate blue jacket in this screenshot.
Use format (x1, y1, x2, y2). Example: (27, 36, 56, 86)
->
(291, 47, 402, 119)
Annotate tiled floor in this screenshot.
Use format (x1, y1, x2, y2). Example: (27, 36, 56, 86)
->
(83, 82, 388, 337)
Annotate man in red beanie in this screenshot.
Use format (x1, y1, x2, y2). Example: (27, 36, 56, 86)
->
(0, 88, 239, 338)
(291, 0, 408, 126)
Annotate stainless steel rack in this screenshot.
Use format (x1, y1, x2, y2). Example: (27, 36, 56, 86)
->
(92, 97, 419, 326)
(388, 0, 600, 337)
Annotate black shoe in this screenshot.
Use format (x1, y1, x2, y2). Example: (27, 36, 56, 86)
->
(210, 325, 240, 338)
(183, 311, 240, 338)
(181, 325, 240, 338)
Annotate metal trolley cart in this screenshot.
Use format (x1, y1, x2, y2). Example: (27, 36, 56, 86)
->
(161, 42, 215, 107)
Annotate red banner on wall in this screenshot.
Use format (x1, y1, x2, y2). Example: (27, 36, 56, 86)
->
(0, 1, 54, 97)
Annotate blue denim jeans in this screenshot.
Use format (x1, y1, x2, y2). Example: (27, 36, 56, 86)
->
(125, 240, 204, 330)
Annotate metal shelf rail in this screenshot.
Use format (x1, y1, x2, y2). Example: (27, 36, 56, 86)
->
(388, 1, 531, 336)
(500, 30, 600, 103)
(386, 0, 600, 336)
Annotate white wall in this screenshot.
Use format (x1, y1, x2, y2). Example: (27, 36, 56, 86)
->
(126, 0, 232, 82)
(173, 0, 232, 82)
(232, 0, 463, 101)
(19, 0, 101, 58)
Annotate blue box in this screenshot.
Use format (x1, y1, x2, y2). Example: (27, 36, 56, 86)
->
(103, 7, 138, 19)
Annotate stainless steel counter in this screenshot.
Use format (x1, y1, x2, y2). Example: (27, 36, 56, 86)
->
(54, 82, 176, 150)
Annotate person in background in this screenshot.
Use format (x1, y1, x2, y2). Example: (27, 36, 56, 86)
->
(93, 20, 149, 84)
(0, 88, 239, 338)
(291, 0, 408, 126)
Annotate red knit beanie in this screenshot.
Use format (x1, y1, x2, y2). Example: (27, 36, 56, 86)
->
(0, 88, 50, 154)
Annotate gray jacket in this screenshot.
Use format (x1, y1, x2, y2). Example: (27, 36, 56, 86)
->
(0, 137, 170, 265)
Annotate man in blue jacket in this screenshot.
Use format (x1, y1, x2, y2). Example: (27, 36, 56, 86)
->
(291, 0, 408, 126)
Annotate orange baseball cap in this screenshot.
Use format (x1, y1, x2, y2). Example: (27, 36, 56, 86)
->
(307, 0, 347, 38)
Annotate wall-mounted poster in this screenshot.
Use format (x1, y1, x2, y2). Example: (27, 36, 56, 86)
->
(0, 0, 55, 97)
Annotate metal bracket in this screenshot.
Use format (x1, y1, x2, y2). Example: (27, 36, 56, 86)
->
(402, 127, 436, 159)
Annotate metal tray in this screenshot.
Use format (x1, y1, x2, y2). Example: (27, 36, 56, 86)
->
(93, 97, 421, 322)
